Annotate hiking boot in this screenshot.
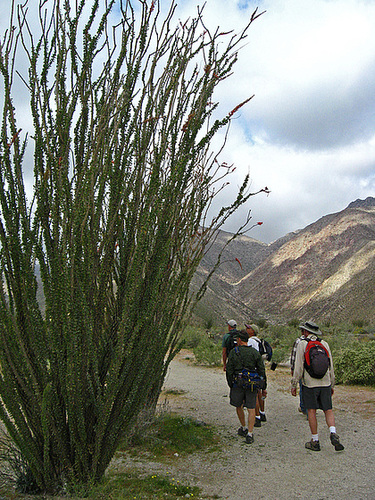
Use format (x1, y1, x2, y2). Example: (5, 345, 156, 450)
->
(245, 434, 254, 444)
(330, 433, 344, 451)
(260, 413, 267, 422)
(305, 439, 320, 451)
(254, 418, 261, 427)
(237, 427, 248, 437)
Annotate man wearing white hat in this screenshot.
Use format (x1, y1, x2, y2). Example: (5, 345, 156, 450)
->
(291, 321, 344, 452)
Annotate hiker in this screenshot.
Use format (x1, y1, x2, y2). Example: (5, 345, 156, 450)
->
(246, 323, 267, 426)
(226, 330, 267, 444)
(222, 319, 239, 372)
(290, 321, 344, 452)
(290, 332, 307, 416)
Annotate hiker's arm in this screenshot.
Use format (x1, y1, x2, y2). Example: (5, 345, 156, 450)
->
(225, 355, 234, 386)
(291, 342, 304, 389)
(222, 347, 227, 372)
(256, 354, 267, 389)
(326, 342, 335, 388)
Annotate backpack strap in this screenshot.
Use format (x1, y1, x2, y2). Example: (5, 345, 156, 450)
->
(302, 335, 321, 343)
(234, 346, 244, 368)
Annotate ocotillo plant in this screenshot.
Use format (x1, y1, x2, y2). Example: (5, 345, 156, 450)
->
(0, 0, 266, 492)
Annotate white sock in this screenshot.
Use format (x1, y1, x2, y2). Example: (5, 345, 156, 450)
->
(312, 434, 319, 441)
(247, 431, 253, 437)
(260, 411, 265, 415)
(242, 425, 247, 431)
(256, 416, 261, 420)
(329, 426, 336, 434)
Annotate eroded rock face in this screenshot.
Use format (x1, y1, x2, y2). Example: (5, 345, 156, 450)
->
(196, 197, 375, 324)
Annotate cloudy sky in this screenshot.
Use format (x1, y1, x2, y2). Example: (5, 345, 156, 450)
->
(1, 0, 375, 244)
(173, 0, 375, 243)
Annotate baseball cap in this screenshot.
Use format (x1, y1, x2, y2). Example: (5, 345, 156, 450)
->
(245, 323, 259, 334)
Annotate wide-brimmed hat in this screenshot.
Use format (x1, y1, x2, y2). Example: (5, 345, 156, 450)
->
(245, 323, 259, 334)
(299, 321, 321, 335)
(227, 319, 237, 327)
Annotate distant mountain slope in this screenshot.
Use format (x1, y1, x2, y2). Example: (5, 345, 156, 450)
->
(195, 197, 375, 325)
(191, 230, 267, 325)
(236, 197, 375, 323)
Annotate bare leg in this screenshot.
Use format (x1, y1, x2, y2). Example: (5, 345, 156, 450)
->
(324, 409, 335, 428)
(255, 394, 260, 417)
(307, 409, 318, 434)
(247, 408, 256, 432)
(236, 406, 246, 427)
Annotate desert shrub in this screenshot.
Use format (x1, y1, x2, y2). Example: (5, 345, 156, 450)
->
(257, 318, 268, 329)
(287, 318, 300, 328)
(0, 0, 266, 491)
(120, 413, 219, 456)
(204, 317, 215, 331)
(352, 319, 369, 328)
(261, 325, 299, 364)
(181, 326, 204, 349)
(193, 337, 222, 366)
(334, 341, 375, 386)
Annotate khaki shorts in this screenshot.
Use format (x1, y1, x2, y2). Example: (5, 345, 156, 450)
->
(229, 387, 258, 409)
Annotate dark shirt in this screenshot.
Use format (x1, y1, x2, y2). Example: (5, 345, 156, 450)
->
(226, 345, 266, 388)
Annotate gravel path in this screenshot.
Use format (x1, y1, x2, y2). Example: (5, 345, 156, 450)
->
(153, 351, 375, 500)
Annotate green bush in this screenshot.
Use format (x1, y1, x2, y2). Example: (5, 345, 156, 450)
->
(181, 326, 203, 349)
(120, 413, 219, 456)
(193, 337, 222, 366)
(287, 318, 300, 328)
(256, 318, 268, 329)
(334, 341, 375, 386)
(261, 324, 299, 364)
(352, 319, 369, 328)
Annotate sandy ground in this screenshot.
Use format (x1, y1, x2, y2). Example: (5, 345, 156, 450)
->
(116, 350, 375, 500)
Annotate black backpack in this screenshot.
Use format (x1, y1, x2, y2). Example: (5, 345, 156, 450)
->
(256, 339, 273, 361)
(226, 329, 239, 354)
(303, 337, 330, 379)
(233, 347, 265, 391)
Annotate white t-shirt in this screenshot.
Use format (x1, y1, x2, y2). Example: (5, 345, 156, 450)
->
(248, 336, 261, 350)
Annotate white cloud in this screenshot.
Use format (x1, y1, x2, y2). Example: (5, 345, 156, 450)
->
(171, 0, 375, 242)
(2, 0, 375, 243)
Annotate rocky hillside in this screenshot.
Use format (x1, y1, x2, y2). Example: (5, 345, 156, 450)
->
(191, 231, 267, 325)
(195, 197, 375, 325)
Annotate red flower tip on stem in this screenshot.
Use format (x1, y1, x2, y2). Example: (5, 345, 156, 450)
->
(228, 95, 255, 118)
(257, 222, 263, 225)
(235, 258, 243, 269)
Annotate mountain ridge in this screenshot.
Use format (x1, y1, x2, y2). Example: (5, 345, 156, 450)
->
(195, 197, 375, 325)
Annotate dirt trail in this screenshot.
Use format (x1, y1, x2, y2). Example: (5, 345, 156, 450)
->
(147, 350, 375, 500)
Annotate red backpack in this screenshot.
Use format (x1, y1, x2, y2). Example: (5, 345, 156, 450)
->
(303, 337, 330, 379)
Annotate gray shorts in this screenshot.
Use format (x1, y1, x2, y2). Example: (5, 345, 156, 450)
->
(229, 387, 258, 409)
(302, 385, 332, 411)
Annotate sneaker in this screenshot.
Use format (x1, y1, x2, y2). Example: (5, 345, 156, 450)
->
(254, 418, 262, 427)
(237, 427, 248, 437)
(260, 413, 267, 422)
(330, 433, 344, 451)
(305, 439, 320, 451)
(245, 434, 254, 444)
